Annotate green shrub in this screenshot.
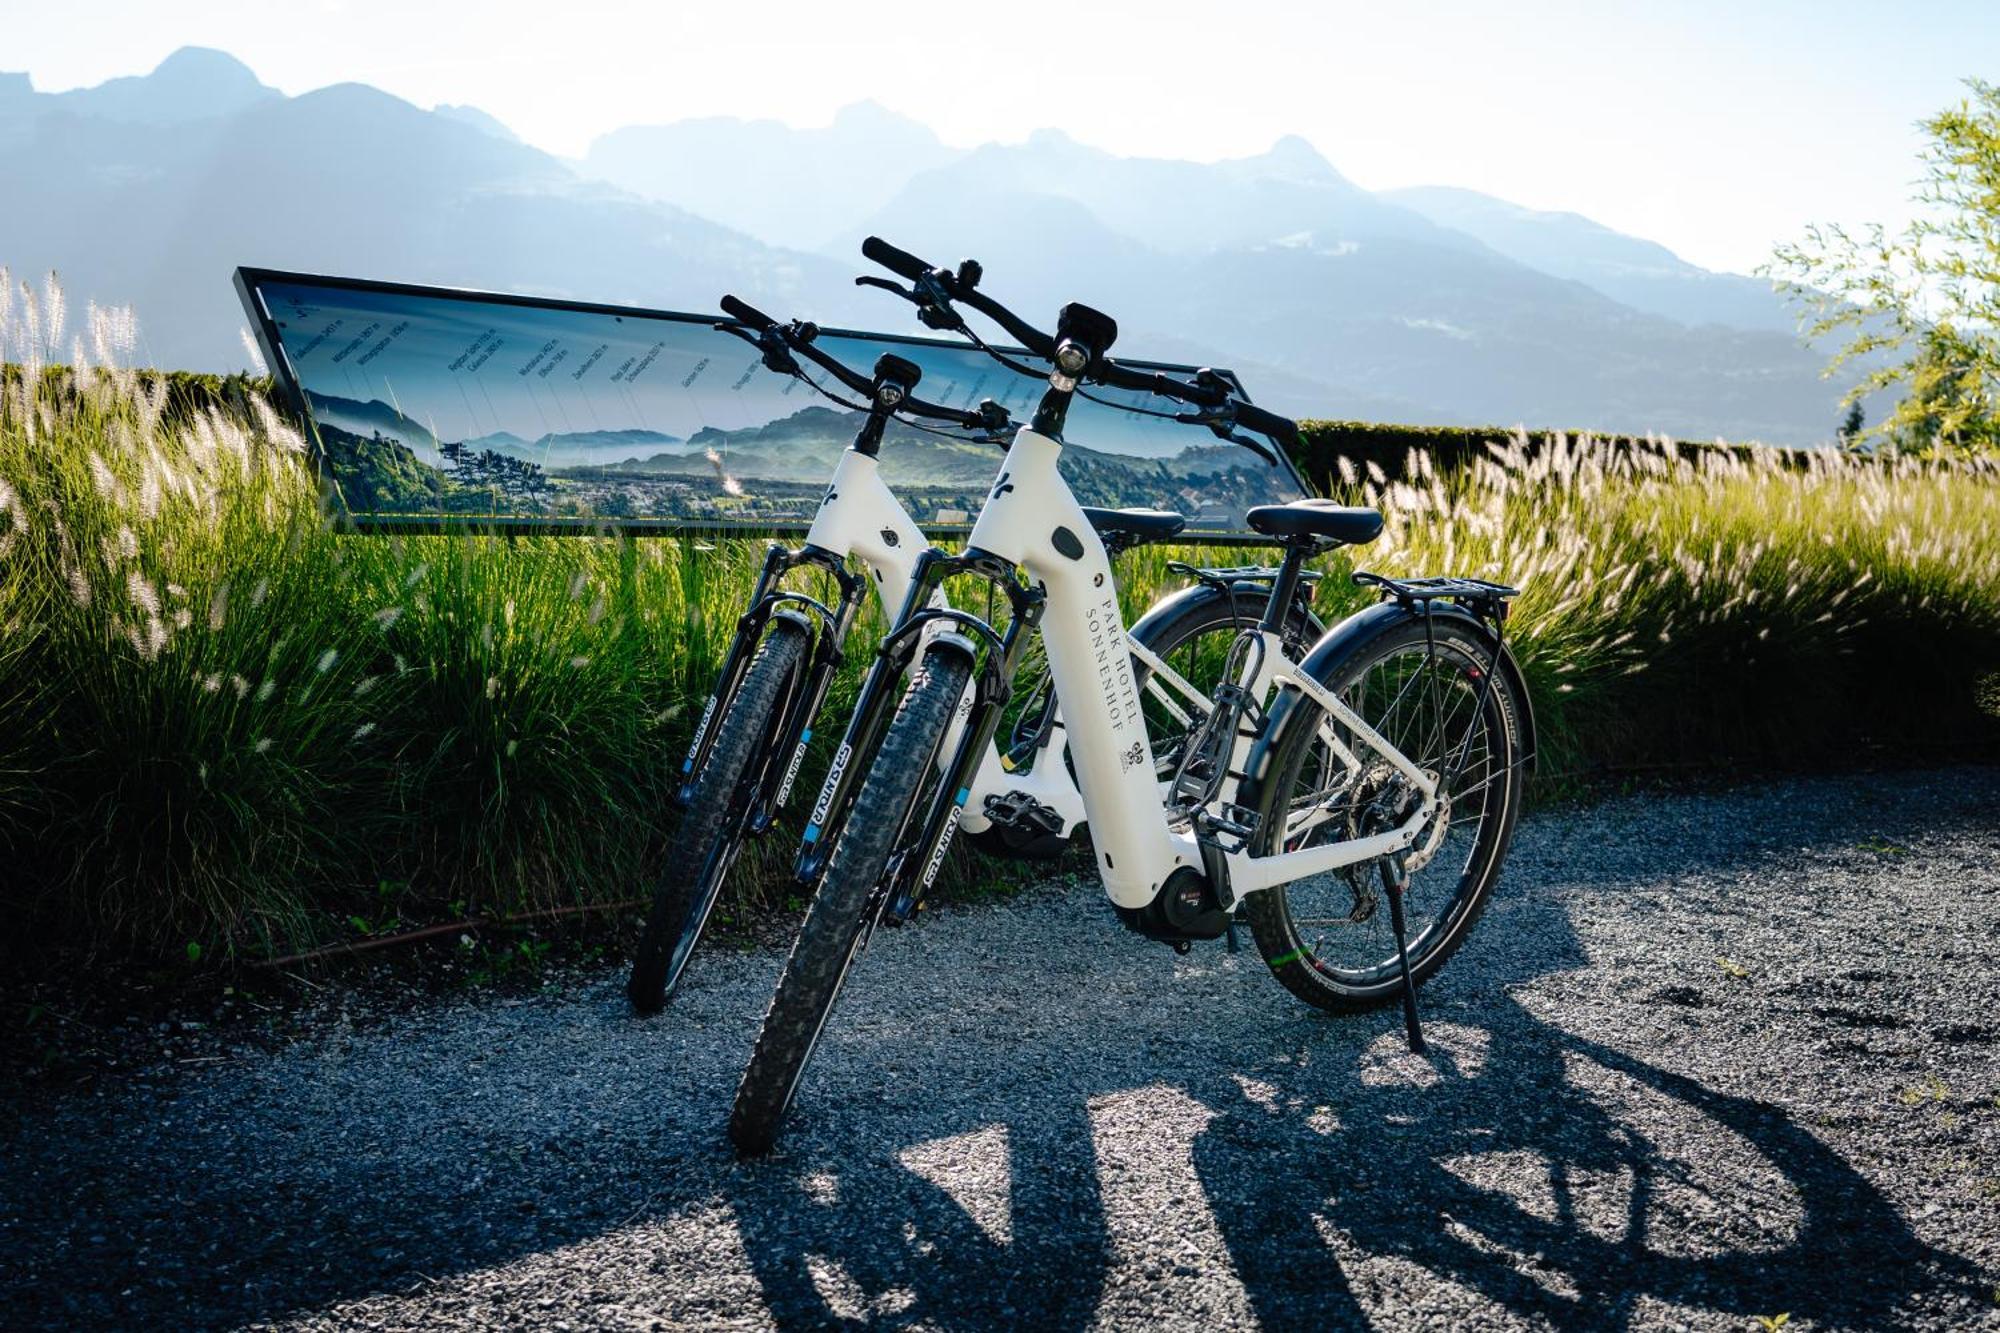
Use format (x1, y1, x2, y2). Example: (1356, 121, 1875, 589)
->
(3, 279, 1997, 964)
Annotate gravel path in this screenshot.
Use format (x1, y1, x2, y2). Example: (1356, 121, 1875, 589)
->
(4, 768, 1999, 1331)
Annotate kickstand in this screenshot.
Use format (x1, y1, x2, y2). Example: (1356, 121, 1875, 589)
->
(1224, 915, 1240, 954)
(1385, 856, 1427, 1055)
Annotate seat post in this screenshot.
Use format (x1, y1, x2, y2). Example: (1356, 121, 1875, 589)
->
(1258, 539, 1316, 633)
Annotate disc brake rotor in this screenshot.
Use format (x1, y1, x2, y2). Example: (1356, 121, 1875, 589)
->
(1404, 771, 1450, 873)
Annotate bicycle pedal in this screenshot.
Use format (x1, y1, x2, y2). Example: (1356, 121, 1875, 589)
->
(975, 790, 1067, 860)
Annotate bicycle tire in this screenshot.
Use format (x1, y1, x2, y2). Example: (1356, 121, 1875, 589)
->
(729, 646, 974, 1155)
(628, 620, 810, 1014)
(1245, 615, 1527, 1011)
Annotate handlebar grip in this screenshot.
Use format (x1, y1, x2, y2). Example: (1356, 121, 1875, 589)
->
(1098, 360, 1207, 404)
(719, 294, 779, 331)
(861, 236, 935, 282)
(1234, 400, 1300, 451)
(899, 393, 974, 426)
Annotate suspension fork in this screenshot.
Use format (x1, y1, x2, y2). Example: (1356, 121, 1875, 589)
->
(678, 542, 862, 808)
(795, 547, 954, 884)
(746, 555, 870, 835)
(879, 549, 1046, 925)
(677, 543, 790, 804)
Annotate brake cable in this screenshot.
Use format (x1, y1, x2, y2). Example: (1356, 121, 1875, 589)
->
(874, 275, 1277, 456)
(717, 320, 1005, 443)
(939, 311, 1051, 384)
(855, 256, 1286, 464)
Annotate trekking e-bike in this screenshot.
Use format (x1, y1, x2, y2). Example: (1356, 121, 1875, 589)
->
(728, 239, 1536, 1154)
(628, 296, 1325, 1012)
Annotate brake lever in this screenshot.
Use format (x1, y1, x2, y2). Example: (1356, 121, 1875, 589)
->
(855, 273, 965, 335)
(1174, 403, 1279, 465)
(854, 275, 917, 302)
(713, 321, 801, 378)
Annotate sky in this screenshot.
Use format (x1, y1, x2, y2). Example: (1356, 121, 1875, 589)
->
(9, 0, 1999, 275)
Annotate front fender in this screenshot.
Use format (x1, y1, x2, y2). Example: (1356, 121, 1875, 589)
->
(1237, 598, 1537, 816)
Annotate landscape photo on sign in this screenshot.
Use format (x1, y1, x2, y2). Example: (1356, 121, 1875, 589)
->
(237, 274, 1305, 531)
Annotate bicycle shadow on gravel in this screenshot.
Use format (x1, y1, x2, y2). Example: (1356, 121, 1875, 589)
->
(722, 999, 1984, 1331)
(721, 776, 1998, 1330)
(1189, 1009, 1986, 1330)
(1, 773, 1989, 1329)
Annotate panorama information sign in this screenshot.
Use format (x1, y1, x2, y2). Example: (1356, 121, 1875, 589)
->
(236, 270, 1307, 536)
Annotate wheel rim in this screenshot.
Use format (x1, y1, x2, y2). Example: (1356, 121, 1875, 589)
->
(1274, 635, 1510, 987)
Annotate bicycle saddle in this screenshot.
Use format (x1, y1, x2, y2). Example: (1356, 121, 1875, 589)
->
(1081, 507, 1188, 545)
(1245, 499, 1383, 546)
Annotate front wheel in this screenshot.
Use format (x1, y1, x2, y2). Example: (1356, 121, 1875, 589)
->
(1244, 613, 1528, 1012)
(628, 621, 809, 1014)
(729, 646, 974, 1155)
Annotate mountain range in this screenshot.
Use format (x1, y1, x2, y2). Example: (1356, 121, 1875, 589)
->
(460, 427, 688, 469)
(3, 48, 1846, 443)
(301, 392, 691, 469)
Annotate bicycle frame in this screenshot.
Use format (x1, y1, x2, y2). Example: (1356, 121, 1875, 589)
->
(679, 436, 1102, 866)
(899, 423, 1442, 915)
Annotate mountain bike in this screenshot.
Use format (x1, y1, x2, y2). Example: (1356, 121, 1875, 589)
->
(628, 297, 1322, 1013)
(728, 239, 1536, 1154)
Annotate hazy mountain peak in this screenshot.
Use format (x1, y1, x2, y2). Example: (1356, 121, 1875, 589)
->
(433, 103, 519, 142)
(151, 45, 263, 86)
(289, 81, 424, 118)
(830, 100, 937, 140)
(1024, 126, 1083, 150)
(44, 44, 277, 124)
(1265, 133, 1332, 169)
(1385, 184, 1793, 330)
(1394, 185, 1632, 240)
(1221, 132, 1351, 189)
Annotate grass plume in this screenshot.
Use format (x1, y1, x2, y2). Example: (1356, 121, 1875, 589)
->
(2, 270, 1997, 961)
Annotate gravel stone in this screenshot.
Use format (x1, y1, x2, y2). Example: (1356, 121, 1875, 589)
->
(3, 767, 1998, 1330)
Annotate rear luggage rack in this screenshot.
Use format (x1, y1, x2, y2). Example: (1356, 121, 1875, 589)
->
(1353, 572, 1519, 619)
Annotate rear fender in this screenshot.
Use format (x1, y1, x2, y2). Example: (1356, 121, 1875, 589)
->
(1237, 598, 1536, 817)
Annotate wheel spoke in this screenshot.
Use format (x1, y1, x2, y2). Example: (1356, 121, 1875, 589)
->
(1264, 633, 1516, 990)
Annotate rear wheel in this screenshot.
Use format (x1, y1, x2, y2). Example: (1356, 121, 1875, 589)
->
(628, 621, 809, 1014)
(1245, 616, 1526, 1011)
(729, 647, 974, 1155)
(1132, 586, 1321, 784)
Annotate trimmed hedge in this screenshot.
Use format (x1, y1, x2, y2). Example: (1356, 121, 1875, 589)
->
(12, 364, 1815, 500)
(1291, 419, 1811, 492)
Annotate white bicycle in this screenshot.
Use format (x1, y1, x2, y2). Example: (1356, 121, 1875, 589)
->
(729, 240, 1536, 1154)
(628, 297, 1323, 1011)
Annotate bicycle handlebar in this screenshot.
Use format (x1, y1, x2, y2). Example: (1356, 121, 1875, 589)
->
(719, 292, 779, 332)
(858, 235, 930, 283)
(856, 237, 1300, 455)
(1231, 399, 1297, 445)
(717, 293, 1010, 434)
